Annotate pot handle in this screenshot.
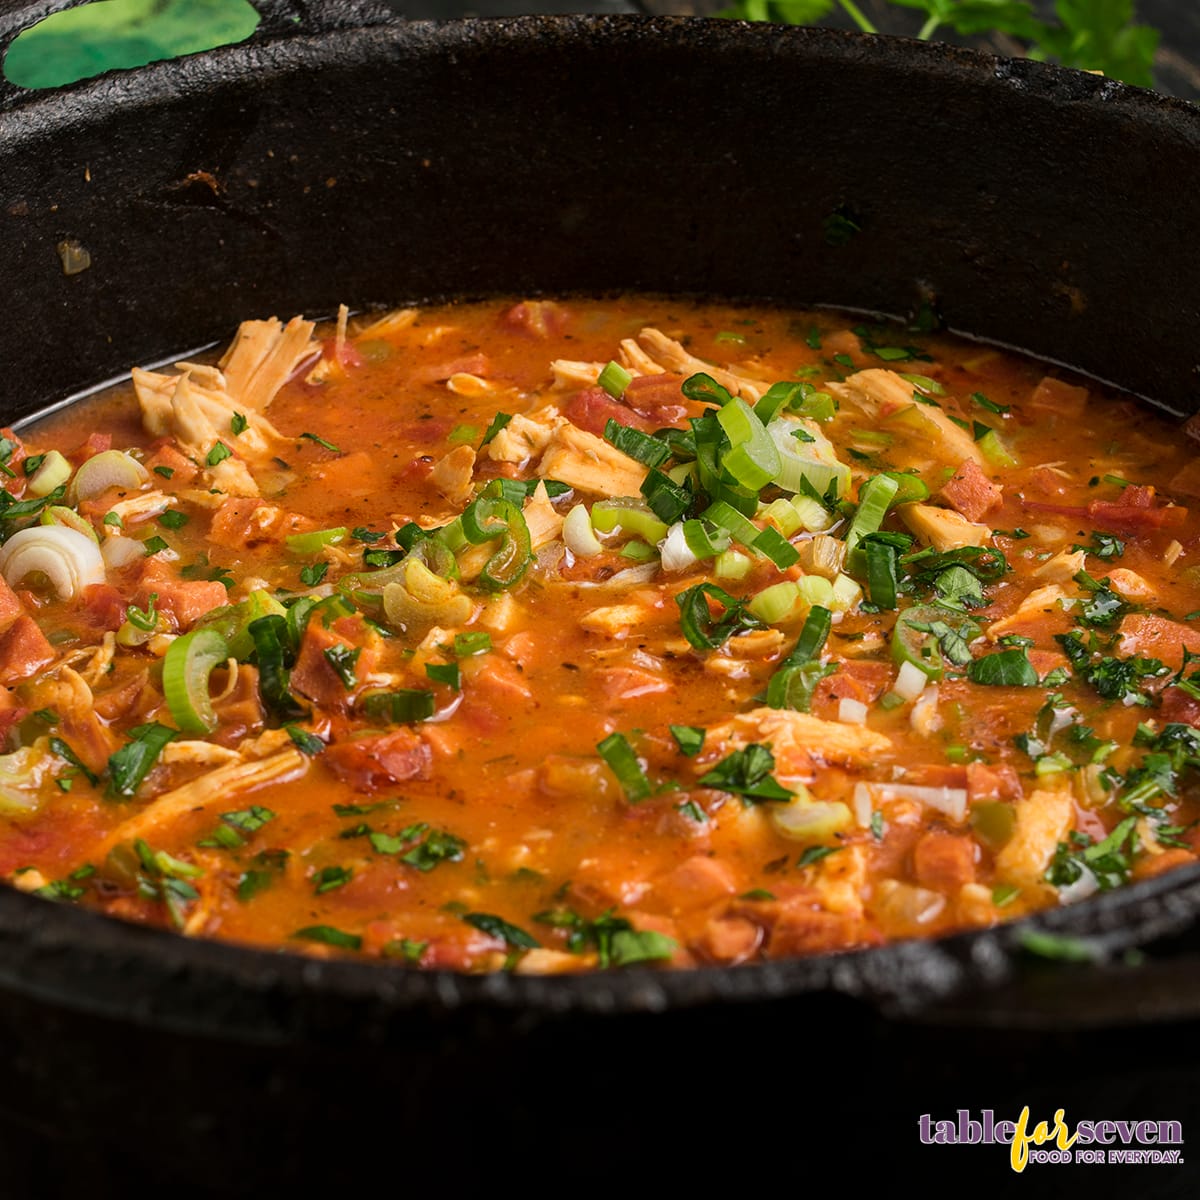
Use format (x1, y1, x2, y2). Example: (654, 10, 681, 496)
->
(0, 0, 400, 108)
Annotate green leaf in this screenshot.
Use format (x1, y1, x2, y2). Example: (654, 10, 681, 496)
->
(966, 648, 1039, 687)
(462, 911, 540, 950)
(698, 743, 793, 804)
(291, 924, 362, 950)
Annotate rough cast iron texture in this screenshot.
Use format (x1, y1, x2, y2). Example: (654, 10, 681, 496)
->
(3, 8, 1200, 1196)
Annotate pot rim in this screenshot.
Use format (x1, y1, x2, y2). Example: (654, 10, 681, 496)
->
(3, 11, 1200, 1037)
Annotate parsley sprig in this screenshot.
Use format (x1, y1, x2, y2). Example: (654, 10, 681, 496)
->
(720, 0, 1158, 88)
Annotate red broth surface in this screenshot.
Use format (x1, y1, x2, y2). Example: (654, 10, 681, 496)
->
(0, 297, 1197, 972)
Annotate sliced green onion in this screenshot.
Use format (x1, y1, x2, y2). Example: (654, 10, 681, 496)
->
(460, 495, 533, 591)
(591, 501, 669, 545)
(286, 526, 348, 555)
(162, 629, 230, 734)
(864, 539, 899, 609)
(640, 468, 691, 523)
(597, 732, 653, 803)
(25, 450, 72, 498)
(717, 397, 781, 491)
(362, 689, 436, 724)
(598, 361, 632, 400)
(603, 420, 670, 469)
(714, 549, 752, 580)
(681, 519, 731, 560)
(845, 474, 899, 552)
(748, 581, 802, 624)
(700, 499, 761, 550)
(752, 525, 800, 569)
(681, 372, 733, 407)
(247, 615, 306, 720)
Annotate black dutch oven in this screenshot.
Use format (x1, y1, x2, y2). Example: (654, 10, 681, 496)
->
(3, 5, 1200, 1195)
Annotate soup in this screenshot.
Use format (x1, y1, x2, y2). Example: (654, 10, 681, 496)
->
(0, 298, 1196, 972)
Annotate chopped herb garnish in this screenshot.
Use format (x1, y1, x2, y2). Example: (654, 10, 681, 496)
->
(285, 725, 325, 755)
(480, 412, 513, 445)
(205, 441, 232, 467)
(299, 561, 329, 587)
(291, 925, 361, 950)
(158, 509, 189, 530)
(300, 432, 340, 453)
(425, 661, 461, 690)
(597, 732, 654, 803)
(323, 644, 360, 690)
(462, 911, 540, 950)
(230, 412, 248, 435)
(312, 865, 352, 894)
(454, 631, 492, 657)
(669, 725, 706, 757)
(797, 845, 842, 868)
(698, 743, 792, 804)
(142, 535, 169, 557)
(106, 723, 177, 799)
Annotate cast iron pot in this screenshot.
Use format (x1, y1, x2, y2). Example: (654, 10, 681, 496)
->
(3, 5, 1200, 1195)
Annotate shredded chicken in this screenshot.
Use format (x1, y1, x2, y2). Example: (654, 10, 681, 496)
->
(429, 445, 477, 506)
(710, 708, 892, 768)
(538, 424, 646, 496)
(98, 747, 307, 853)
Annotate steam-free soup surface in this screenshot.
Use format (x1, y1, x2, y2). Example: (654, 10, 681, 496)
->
(0, 298, 1197, 971)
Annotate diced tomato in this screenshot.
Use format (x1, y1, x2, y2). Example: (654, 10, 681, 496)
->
(1160, 686, 1200, 727)
(939, 458, 1002, 522)
(290, 619, 377, 713)
(501, 300, 568, 339)
(410, 353, 488, 387)
(1028, 376, 1088, 417)
(208, 498, 312, 549)
(138, 559, 227, 630)
(0, 575, 24, 630)
(912, 831, 978, 893)
(564, 387, 657, 436)
(142, 441, 199, 486)
(79, 583, 128, 633)
(1117, 613, 1200, 669)
(324, 729, 432, 792)
(71, 431, 112, 464)
(0, 617, 54, 685)
(966, 761, 1023, 804)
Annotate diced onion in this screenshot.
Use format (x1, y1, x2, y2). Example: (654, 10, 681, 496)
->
(911, 685, 943, 736)
(770, 798, 852, 842)
(837, 697, 868, 725)
(563, 504, 604, 558)
(852, 781, 874, 828)
(658, 522, 698, 573)
(857, 780, 968, 824)
(26, 450, 72, 498)
(101, 535, 146, 572)
(0, 525, 105, 600)
(68, 449, 149, 503)
(893, 660, 928, 702)
(1056, 869, 1101, 904)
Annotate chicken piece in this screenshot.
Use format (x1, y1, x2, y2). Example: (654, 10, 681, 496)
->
(538, 423, 646, 497)
(993, 783, 1073, 891)
(429, 444, 477, 506)
(986, 585, 1070, 640)
(899, 502, 992, 552)
(1104, 568, 1157, 603)
(579, 604, 645, 637)
(823, 368, 915, 417)
(709, 707, 892, 770)
(98, 748, 307, 853)
(1033, 548, 1086, 583)
(636, 328, 768, 401)
(217, 315, 317, 411)
(939, 458, 1003, 522)
(354, 307, 417, 339)
(549, 360, 606, 390)
(486, 409, 566, 466)
(522, 481, 564, 550)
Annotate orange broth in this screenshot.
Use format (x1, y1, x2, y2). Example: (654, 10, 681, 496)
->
(0, 296, 1198, 971)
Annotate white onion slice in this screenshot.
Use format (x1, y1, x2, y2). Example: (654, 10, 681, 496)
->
(893, 660, 928, 702)
(658, 522, 698, 573)
(837, 697, 868, 725)
(0, 526, 105, 600)
(101, 535, 147, 572)
(563, 503, 603, 557)
(857, 780, 968, 824)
